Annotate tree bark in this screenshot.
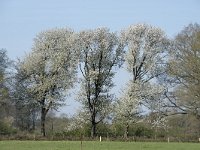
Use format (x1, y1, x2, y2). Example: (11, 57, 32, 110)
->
(90, 110, 97, 138)
(124, 123, 129, 140)
(32, 118, 35, 131)
(41, 107, 46, 137)
(91, 118, 96, 138)
(31, 111, 36, 131)
(40, 97, 52, 137)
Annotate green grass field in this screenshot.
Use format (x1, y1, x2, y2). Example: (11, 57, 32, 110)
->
(0, 141, 200, 150)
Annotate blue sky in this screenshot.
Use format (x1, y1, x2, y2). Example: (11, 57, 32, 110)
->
(1, 0, 200, 59)
(1, 0, 200, 115)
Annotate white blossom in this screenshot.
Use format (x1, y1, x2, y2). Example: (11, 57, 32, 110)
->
(76, 27, 124, 137)
(121, 23, 169, 81)
(19, 27, 79, 136)
(20, 28, 79, 105)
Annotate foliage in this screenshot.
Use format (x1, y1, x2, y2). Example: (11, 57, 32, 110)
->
(167, 23, 200, 116)
(167, 114, 200, 140)
(12, 64, 39, 131)
(0, 49, 12, 119)
(0, 121, 17, 135)
(134, 125, 154, 138)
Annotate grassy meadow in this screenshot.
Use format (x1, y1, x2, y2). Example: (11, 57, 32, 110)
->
(0, 141, 200, 150)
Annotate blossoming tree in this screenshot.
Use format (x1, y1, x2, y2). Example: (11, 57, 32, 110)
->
(19, 28, 78, 136)
(115, 24, 168, 138)
(76, 28, 124, 138)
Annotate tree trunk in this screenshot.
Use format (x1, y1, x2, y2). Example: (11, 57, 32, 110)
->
(32, 112, 36, 131)
(41, 107, 46, 137)
(91, 120, 96, 138)
(32, 119, 35, 131)
(124, 123, 129, 140)
(90, 103, 97, 138)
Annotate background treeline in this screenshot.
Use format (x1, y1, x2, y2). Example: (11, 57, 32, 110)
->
(1, 23, 200, 142)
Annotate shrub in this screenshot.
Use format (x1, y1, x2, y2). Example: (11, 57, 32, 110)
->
(0, 121, 17, 135)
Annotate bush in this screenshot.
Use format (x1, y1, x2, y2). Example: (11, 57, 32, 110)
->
(134, 125, 154, 138)
(0, 121, 17, 135)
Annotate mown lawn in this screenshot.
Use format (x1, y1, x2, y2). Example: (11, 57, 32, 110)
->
(0, 141, 200, 150)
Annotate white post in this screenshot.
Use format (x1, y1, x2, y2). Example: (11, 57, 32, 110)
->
(167, 137, 170, 143)
(198, 138, 200, 142)
(100, 136, 102, 142)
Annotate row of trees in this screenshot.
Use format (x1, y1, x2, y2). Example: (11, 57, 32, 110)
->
(1, 23, 200, 139)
